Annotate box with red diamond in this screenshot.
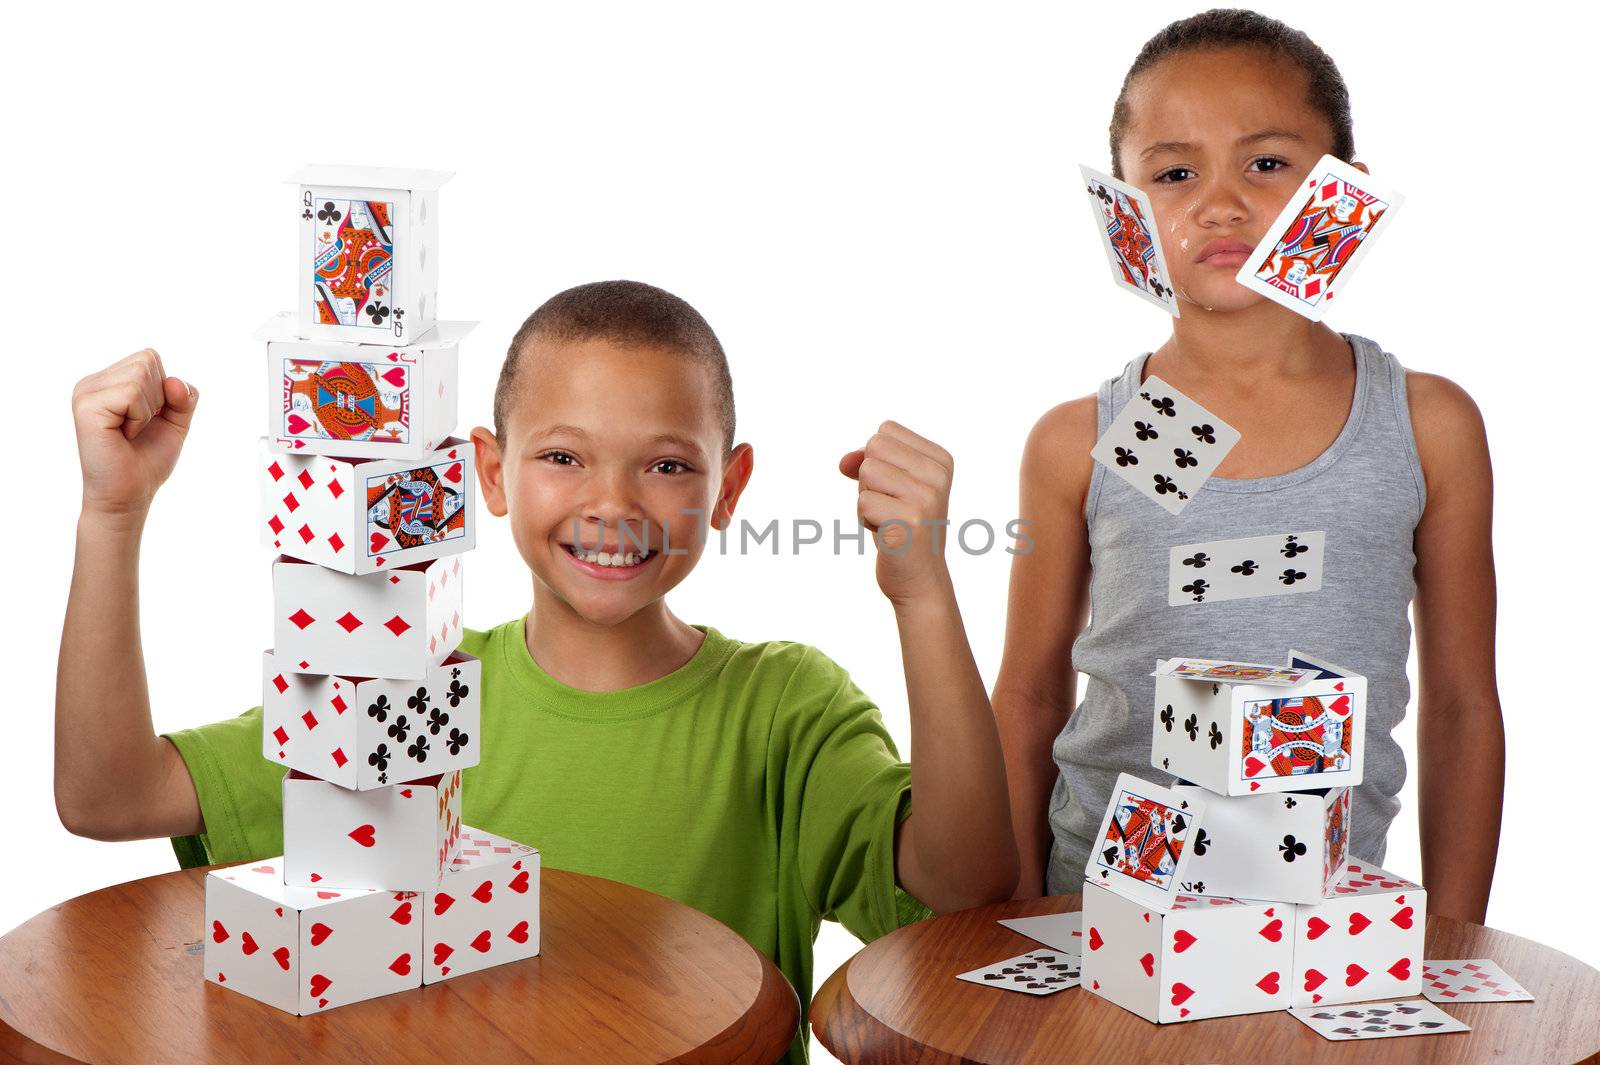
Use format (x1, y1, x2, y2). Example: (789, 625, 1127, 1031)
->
(1172, 783, 1351, 904)
(1080, 876, 1292, 1024)
(258, 436, 474, 575)
(262, 648, 480, 790)
(204, 857, 422, 1015)
(1288, 859, 1425, 1008)
(423, 826, 541, 984)
(271, 555, 463, 680)
(283, 769, 462, 892)
(259, 312, 472, 461)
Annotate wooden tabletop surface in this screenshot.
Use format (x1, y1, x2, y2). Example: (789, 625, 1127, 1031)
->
(812, 894, 1600, 1064)
(0, 865, 798, 1065)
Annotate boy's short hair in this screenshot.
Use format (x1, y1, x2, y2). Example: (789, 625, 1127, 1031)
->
(1109, 8, 1355, 179)
(493, 280, 736, 454)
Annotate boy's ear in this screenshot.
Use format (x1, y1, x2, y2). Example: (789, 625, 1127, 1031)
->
(1351, 161, 1371, 175)
(711, 443, 755, 531)
(469, 426, 509, 518)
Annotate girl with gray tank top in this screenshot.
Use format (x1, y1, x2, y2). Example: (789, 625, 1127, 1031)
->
(993, 11, 1503, 922)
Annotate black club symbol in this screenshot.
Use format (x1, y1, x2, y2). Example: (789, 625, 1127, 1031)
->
(408, 734, 431, 762)
(1208, 722, 1222, 749)
(1192, 828, 1210, 856)
(408, 687, 430, 715)
(1162, 756, 1171, 769)
(1089, 184, 1112, 204)
(301, 208, 312, 220)
(1173, 448, 1198, 469)
(367, 695, 390, 723)
(1149, 396, 1177, 417)
(446, 676, 471, 707)
(1282, 535, 1310, 558)
(1183, 579, 1208, 602)
(426, 706, 450, 735)
(1177, 491, 1189, 500)
(1154, 475, 1180, 496)
(1181, 880, 1206, 894)
(316, 202, 342, 224)
(1279, 568, 1308, 585)
(1133, 420, 1160, 442)
(1191, 423, 1217, 444)
(367, 743, 389, 772)
(1183, 552, 1210, 569)
(1284, 797, 1298, 809)
(1232, 559, 1259, 576)
(1160, 704, 1176, 732)
(365, 302, 391, 324)
(1113, 446, 1138, 467)
(387, 714, 411, 744)
(446, 727, 471, 755)
(1184, 714, 1199, 742)
(1279, 835, 1307, 863)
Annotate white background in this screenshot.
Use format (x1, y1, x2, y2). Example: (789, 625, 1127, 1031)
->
(6, 3, 1595, 1061)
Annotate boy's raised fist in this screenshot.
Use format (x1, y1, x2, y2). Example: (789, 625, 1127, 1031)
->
(71, 348, 200, 521)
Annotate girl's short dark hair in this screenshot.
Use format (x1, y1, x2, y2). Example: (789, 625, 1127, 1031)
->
(1109, 8, 1355, 179)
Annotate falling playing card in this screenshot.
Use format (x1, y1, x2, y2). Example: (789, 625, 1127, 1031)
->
(1079, 166, 1180, 316)
(1090, 377, 1240, 515)
(957, 949, 1081, 996)
(1151, 659, 1312, 687)
(1085, 774, 1205, 912)
(1290, 999, 1468, 1041)
(1422, 960, 1534, 1003)
(1168, 532, 1326, 606)
(997, 912, 1083, 954)
(1236, 154, 1403, 321)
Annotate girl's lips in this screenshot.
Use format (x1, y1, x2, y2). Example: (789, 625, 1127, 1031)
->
(1198, 238, 1254, 266)
(559, 543, 657, 582)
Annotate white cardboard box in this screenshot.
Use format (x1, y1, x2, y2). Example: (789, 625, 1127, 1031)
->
(1289, 860, 1425, 1008)
(282, 770, 462, 892)
(1174, 784, 1351, 904)
(423, 826, 541, 984)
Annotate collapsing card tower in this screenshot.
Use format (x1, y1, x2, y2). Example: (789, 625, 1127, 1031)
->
(203, 166, 542, 1014)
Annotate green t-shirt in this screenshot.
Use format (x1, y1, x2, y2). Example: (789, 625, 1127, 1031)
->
(164, 618, 931, 1063)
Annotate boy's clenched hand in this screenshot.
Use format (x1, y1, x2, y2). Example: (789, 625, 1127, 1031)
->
(839, 420, 957, 609)
(71, 349, 199, 524)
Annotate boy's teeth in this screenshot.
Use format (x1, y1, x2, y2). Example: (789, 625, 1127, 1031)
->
(573, 547, 647, 566)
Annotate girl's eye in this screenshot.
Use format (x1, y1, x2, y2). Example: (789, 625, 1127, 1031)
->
(1250, 156, 1290, 173)
(1154, 166, 1195, 184)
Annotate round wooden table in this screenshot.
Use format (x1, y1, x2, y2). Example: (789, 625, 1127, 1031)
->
(0, 865, 798, 1064)
(811, 895, 1600, 1064)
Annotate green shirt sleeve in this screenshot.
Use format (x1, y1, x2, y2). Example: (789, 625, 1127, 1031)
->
(162, 706, 286, 867)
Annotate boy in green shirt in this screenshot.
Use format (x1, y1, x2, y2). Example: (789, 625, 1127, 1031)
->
(57, 280, 1018, 1063)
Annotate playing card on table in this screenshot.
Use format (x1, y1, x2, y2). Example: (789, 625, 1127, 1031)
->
(1168, 531, 1326, 605)
(1085, 773, 1205, 912)
(997, 912, 1083, 954)
(1236, 154, 1403, 321)
(1151, 658, 1311, 686)
(957, 949, 1081, 996)
(1422, 959, 1534, 1003)
(1090, 377, 1239, 515)
(1290, 999, 1468, 1041)
(1079, 166, 1180, 317)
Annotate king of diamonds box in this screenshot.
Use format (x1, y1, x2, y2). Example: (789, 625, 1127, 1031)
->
(1151, 652, 1367, 796)
(293, 165, 449, 345)
(259, 312, 473, 460)
(1172, 784, 1351, 904)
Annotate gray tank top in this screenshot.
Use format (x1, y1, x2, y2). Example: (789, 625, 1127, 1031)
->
(1045, 334, 1426, 894)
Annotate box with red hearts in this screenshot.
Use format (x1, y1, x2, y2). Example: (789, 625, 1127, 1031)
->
(282, 770, 462, 892)
(270, 555, 464, 680)
(259, 312, 472, 461)
(1289, 859, 1425, 1008)
(1173, 784, 1351, 904)
(204, 858, 421, 1015)
(258, 436, 474, 575)
(1080, 877, 1293, 1023)
(1151, 651, 1366, 797)
(422, 826, 541, 984)
(262, 647, 480, 789)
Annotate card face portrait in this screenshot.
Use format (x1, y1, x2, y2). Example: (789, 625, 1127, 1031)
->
(1080, 165, 1180, 316)
(365, 458, 469, 560)
(311, 197, 397, 332)
(957, 949, 1081, 996)
(1236, 154, 1403, 320)
(1090, 377, 1240, 515)
(1086, 774, 1205, 911)
(1421, 960, 1533, 1003)
(1240, 692, 1353, 782)
(1168, 531, 1326, 605)
(1290, 999, 1468, 1041)
(281, 359, 411, 446)
(1152, 658, 1311, 687)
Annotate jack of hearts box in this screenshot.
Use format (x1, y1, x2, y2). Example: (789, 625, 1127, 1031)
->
(282, 770, 462, 893)
(424, 826, 541, 984)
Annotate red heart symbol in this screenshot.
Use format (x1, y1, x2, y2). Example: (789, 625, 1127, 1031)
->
(444, 462, 463, 484)
(317, 998, 328, 1009)
(1092, 980, 1100, 990)
(472, 880, 493, 904)
(1142, 912, 1151, 922)
(274, 907, 283, 917)
(1170, 983, 1194, 1005)
(308, 974, 332, 997)
(211, 920, 229, 943)
(1345, 963, 1368, 986)
(252, 865, 275, 875)
(1348, 912, 1371, 935)
(1264, 907, 1274, 917)
(286, 414, 312, 434)
(370, 532, 390, 553)
(441, 966, 451, 976)
(400, 789, 414, 799)
(448, 449, 458, 459)
(1258, 919, 1283, 942)
(1243, 756, 1266, 777)
(433, 943, 454, 966)
(316, 891, 340, 899)
(1334, 682, 1345, 691)
(309, 923, 332, 946)
(471, 930, 492, 953)
(1304, 969, 1327, 992)
(382, 368, 406, 387)
(434, 893, 455, 916)
(241, 932, 259, 956)
(1172, 929, 1196, 953)
(1088, 927, 1103, 951)
(509, 870, 530, 894)
(273, 947, 291, 971)
(508, 921, 530, 944)
(1249, 782, 1260, 792)
(1179, 1008, 1190, 1018)
(309, 873, 322, 883)
(1140, 952, 1154, 976)
(217, 972, 226, 982)
(1329, 695, 1352, 717)
(390, 902, 412, 925)
(1306, 917, 1330, 940)
(1391, 906, 1414, 929)
(1257, 972, 1280, 995)
(389, 953, 412, 976)
(349, 824, 377, 848)
(1388, 957, 1411, 980)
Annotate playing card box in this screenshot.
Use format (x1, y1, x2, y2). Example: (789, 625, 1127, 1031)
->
(1080, 878, 1292, 1023)
(271, 555, 464, 680)
(423, 826, 541, 984)
(204, 858, 421, 1015)
(282, 770, 462, 892)
(1172, 784, 1351, 904)
(293, 165, 450, 345)
(259, 312, 472, 460)
(1151, 651, 1366, 796)
(259, 436, 474, 575)
(1290, 860, 1425, 1008)
(262, 647, 480, 789)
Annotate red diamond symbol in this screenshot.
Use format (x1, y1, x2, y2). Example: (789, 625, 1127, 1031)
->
(272, 726, 289, 746)
(298, 524, 314, 544)
(328, 479, 344, 499)
(389, 575, 401, 584)
(332, 748, 348, 768)
(328, 532, 345, 553)
(336, 612, 363, 633)
(268, 516, 285, 535)
(302, 710, 318, 730)
(331, 695, 347, 715)
(451, 611, 460, 628)
(288, 609, 315, 630)
(299, 660, 310, 669)
(297, 469, 314, 490)
(282, 492, 299, 513)
(267, 462, 284, 482)
(428, 584, 436, 601)
(429, 634, 437, 653)
(271, 674, 289, 694)
(453, 558, 461, 574)
(384, 615, 412, 637)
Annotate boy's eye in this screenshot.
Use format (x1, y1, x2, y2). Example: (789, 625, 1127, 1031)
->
(540, 451, 578, 466)
(652, 459, 690, 475)
(1250, 156, 1290, 173)
(1153, 166, 1194, 184)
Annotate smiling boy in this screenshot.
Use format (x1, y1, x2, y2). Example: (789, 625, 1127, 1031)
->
(56, 280, 1018, 1062)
